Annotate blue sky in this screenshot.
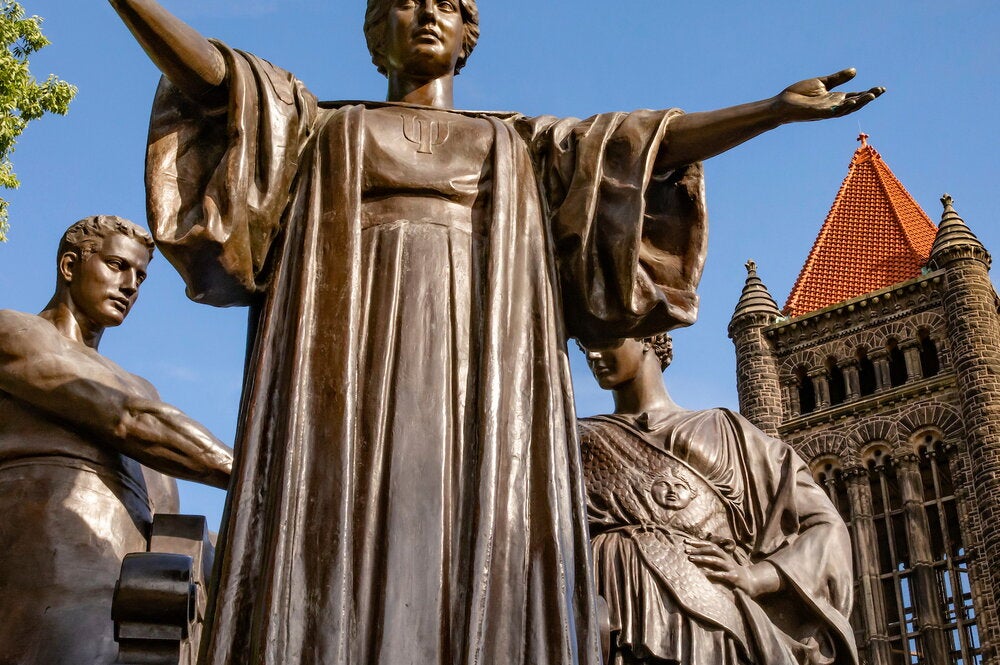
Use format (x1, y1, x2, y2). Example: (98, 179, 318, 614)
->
(2, 1, 997, 529)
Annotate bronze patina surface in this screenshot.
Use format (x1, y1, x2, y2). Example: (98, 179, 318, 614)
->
(0, 216, 233, 664)
(107, 1, 881, 662)
(580, 335, 856, 664)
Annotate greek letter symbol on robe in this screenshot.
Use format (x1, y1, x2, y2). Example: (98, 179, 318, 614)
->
(401, 115, 450, 154)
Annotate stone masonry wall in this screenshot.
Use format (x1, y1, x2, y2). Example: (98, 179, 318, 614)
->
(939, 258, 1000, 662)
(731, 321, 783, 438)
(742, 269, 1000, 664)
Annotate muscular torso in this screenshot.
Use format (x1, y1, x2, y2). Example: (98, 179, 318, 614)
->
(0, 310, 180, 663)
(0, 310, 179, 514)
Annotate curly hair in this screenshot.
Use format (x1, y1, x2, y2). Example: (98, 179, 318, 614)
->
(57, 215, 154, 264)
(641, 333, 674, 372)
(364, 0, 480, 77)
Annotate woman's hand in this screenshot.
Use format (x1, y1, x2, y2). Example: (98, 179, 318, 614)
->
(657, 67, 883, 170)
(685, 539, 783, 598)
(774, 68, 885, 123)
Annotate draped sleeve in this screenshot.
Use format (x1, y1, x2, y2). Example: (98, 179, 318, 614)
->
(724, 410, 857, 663)
(518, 111, 708, 343)
(146, 42, 318, 306)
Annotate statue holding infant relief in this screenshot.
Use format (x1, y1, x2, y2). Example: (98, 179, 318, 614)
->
(109, 0, 880, 662)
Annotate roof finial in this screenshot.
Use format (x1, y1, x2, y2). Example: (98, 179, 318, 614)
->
(930, 192, 989, 268)
(857, 132, 869, 147)
(730, 258, 780, 332)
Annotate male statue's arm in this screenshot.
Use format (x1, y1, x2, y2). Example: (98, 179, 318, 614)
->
(0, 315, 233, 489)
(109, 0, 228, 106)
(657, 68, 884, 171)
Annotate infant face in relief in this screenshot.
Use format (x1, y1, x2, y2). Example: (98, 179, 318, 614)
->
(642, 462, 731, 545)
(649, 469, 696, 511)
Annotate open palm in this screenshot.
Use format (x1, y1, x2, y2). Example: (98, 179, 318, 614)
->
(778, 68, 885, 122)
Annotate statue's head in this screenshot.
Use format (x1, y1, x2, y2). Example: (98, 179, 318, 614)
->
(55, 215, 154, 329)
(649, 467, 697, 511)
(579, 333, 673, 390)
(364, 0, 480, 78)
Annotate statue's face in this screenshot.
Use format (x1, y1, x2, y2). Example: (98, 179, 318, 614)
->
(64, 233, 149, 329)
(584, 338, 645, 390)
(651, 475, 695, 511)
(384, 0, 465, 79)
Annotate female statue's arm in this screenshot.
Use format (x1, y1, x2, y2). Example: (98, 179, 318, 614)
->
(657, 68, 884, 171)
(109, 0, 228, 106)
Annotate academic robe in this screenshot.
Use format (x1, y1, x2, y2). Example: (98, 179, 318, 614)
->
(145, 43, 707, 665)
(579, 410, 858, 665)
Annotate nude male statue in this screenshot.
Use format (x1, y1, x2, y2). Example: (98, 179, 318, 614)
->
(0, 215, 234, 664)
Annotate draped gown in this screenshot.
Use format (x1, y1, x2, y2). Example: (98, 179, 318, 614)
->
(579, 410, 858, 665)
(146, 43, 708, 665)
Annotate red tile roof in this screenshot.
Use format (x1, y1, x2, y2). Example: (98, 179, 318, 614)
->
(783, 135, 938, 317)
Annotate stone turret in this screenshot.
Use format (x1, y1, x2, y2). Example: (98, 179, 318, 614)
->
(929, 195, 1000, 655)
(728, 260, 782, 436)
(732, 137, 1000, 664)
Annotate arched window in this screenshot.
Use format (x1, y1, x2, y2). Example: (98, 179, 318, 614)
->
(854, 439, 984, 665)
(866, 454, 919, 661)
(826, 356, 847, 406)
(887, 338, 908, 387)
(795, 365, 816, 414)
(812, 459, 865, 650)
(914, 434, 982, 664)
(918, 329, 941, 378)
(857, 348, 877, 396)
(821, 442, 982, 664)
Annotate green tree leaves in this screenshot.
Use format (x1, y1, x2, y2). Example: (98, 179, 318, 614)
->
(0, 1, 76, 241)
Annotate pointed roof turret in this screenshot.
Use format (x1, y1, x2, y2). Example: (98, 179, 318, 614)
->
(729, 259, 781, 334)
(929, 194, 991, 269)
(783, 135, 939, 317)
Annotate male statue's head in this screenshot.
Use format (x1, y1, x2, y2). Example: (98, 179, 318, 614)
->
(54, 215, 154, 332)
(364, 0, 479, 79)
(582, 333, 674, 391)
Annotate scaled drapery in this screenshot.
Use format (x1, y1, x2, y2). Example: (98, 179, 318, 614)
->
(146, 44, 706, 665)
(579, 410, 857, 665)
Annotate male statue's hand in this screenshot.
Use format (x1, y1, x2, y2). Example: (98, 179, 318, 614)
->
(775, 68, 885, 122)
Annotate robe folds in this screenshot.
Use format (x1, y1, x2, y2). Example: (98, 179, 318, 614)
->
(146, 43, 707, 665)
(579, 410, 858, 665)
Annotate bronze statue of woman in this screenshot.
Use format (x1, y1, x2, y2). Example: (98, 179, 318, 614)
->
(108, 1, 881, 662)
(579, 334, 855, 664)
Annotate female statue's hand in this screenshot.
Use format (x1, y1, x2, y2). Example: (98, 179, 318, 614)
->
(774, 68, 885, 122)
(684, 539, 782, 598)
(655, 67, 884, 169)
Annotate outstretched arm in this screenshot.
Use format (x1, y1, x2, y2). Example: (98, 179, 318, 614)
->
(0, 313, 233, 489)
(657, 68, 884, 170)
(109, 0, 228, 105)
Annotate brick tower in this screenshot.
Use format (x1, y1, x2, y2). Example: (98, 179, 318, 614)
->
(729, 135, 1000, 665)
(728, 259, 782, 437)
